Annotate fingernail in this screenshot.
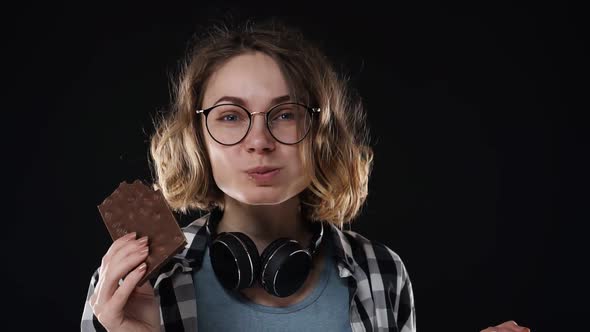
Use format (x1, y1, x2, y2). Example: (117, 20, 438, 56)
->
(138, 236, 149, 244)
(125, 232, 137, 241)
(138, 263, 147, 271)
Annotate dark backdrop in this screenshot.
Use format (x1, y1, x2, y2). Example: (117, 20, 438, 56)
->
(5, 1, 586, 331)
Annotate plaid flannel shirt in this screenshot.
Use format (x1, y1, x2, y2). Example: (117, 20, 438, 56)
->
(81, 212, 416, 331)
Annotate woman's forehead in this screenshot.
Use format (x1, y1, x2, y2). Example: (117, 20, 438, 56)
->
(203, 52, 291, 106)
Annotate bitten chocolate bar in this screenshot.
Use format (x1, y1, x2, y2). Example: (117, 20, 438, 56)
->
(97, 180, 187, 286)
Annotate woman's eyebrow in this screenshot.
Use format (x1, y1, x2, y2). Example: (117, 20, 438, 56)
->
(212, 94, 291, 107)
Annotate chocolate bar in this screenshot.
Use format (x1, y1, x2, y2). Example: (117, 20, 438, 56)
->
(97, 180, 187, 286)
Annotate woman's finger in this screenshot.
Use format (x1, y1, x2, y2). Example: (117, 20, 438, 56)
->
(94, 235, 138, 308)
(480, 321, 531, 332)
(100, 232, 137, 274)
(498, 320, 530, 332)
(109, 261, 148, 313)
(100, 237, 150, 299)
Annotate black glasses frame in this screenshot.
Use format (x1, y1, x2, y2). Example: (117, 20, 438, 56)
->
(195, 102, 321, 146)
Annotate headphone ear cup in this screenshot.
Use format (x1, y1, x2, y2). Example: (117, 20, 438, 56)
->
(260, 238, 312, 297)
(259, 238, 291, 270)
(210, 232, 261, 291)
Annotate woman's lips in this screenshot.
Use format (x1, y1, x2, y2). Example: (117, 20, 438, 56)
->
(246, 168, 281, 182)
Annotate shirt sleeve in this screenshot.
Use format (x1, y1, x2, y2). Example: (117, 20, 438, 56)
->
(397, 259, 416, 332)
(372, 240, 417, 332)
(80, 268, 108, 332)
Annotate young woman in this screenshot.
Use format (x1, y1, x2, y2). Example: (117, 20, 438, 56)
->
(81, 18, 530, 332)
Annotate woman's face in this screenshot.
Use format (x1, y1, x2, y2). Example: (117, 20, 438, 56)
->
(200, 51, 311, 205)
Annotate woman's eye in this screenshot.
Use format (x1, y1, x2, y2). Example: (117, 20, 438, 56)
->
(273, 111, 295, 121)
(218, 113, 241, 121)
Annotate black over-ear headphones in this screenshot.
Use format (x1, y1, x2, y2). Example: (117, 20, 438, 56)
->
(205, 208, 324, 298)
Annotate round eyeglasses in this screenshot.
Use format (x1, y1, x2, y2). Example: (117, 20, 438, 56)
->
(195, 102, 321, 146)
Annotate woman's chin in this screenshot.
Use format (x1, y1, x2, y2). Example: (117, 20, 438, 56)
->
(229, 189, 292, 206)
(239, 195, 288, 206)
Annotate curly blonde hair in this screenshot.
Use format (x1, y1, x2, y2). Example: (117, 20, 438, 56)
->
(149, 18, 373, 227)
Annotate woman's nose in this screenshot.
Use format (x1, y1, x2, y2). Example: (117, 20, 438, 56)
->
(243, 112, 276, 152)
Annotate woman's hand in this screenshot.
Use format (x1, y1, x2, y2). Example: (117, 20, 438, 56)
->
(89, 232, 160, 332)
(480, 320, 531, 332)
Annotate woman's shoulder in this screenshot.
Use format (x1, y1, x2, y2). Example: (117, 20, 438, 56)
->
(329, 224, 416, 330)
(328, 224, 411, 279)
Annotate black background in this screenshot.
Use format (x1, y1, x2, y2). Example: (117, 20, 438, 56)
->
(5, 1, 587, 331)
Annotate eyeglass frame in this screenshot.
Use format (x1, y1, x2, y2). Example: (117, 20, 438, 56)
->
(195, 102, 321, 146)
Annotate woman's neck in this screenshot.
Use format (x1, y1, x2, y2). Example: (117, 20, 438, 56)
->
(216, 195, 325, 305)
(216, 195, 312, 252)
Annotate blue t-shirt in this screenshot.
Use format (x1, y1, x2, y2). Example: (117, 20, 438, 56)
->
(193, 233, 352, 331)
